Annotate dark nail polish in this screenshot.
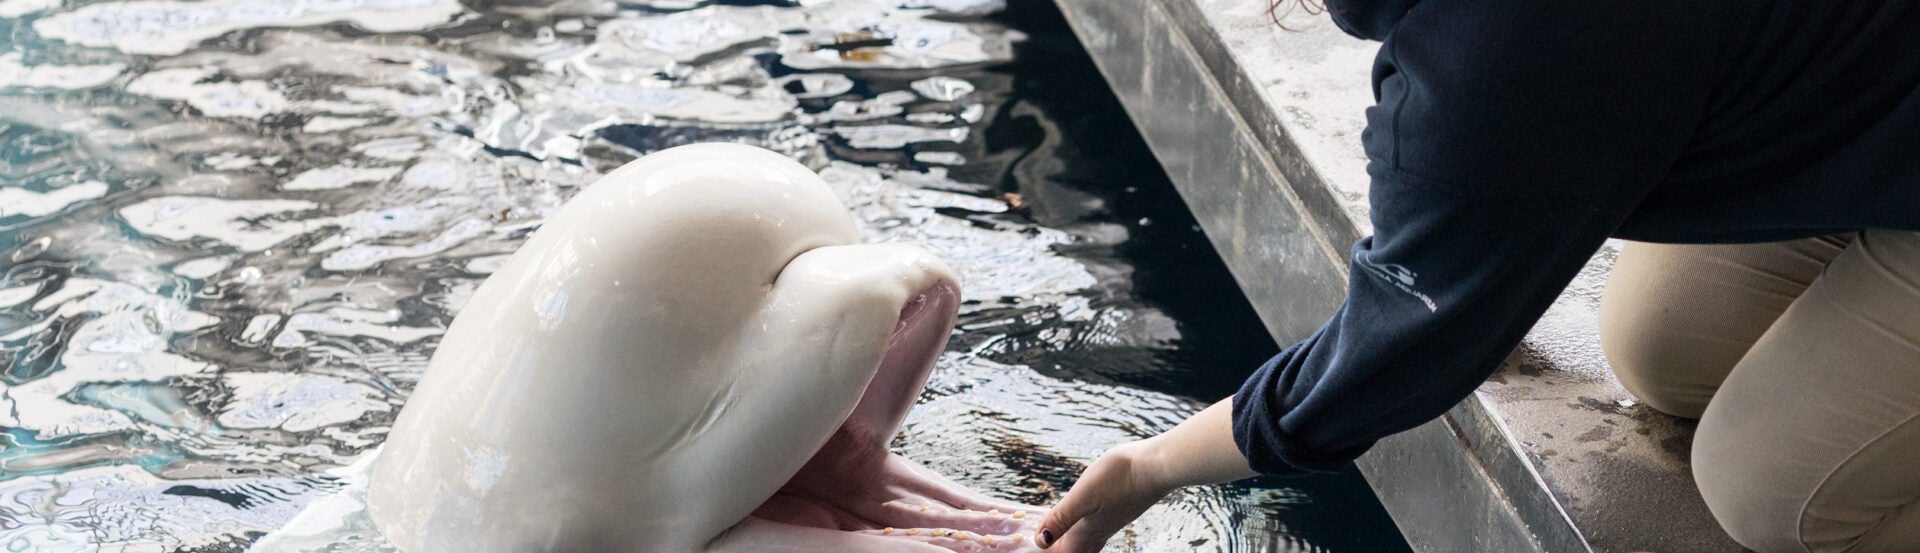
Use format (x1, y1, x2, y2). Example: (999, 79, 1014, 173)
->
(1038, 528, 1054, 547)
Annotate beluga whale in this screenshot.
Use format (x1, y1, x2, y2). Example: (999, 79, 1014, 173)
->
(366, 143, 1046, 552)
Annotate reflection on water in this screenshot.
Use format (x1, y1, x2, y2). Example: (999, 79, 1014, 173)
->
(0, 0, 1407, 551)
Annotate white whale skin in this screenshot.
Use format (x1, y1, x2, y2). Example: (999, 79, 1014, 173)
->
(367, 143, 1044, 553)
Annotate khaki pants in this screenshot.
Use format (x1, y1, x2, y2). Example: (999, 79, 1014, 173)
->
(1600, 230, 1920, 553)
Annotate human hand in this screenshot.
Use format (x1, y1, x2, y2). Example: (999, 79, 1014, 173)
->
(1034, 441, 1174, 552)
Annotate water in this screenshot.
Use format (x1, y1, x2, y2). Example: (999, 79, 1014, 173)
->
(0, 0, 1410, 551)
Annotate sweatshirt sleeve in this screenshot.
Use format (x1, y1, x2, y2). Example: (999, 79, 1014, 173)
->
(1230, 171, 1629, 474)
(1229, 0, 1709, 474)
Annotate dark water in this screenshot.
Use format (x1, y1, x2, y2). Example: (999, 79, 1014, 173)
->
(979, 5, 1407, 551)
(0, 0, 1407, 550)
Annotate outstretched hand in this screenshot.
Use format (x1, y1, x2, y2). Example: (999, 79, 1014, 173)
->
(1034, 442, 1172, 552)
(1035, 398, 1261, 551)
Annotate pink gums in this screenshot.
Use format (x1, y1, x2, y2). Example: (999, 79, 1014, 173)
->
(747, 283, 1046, 552)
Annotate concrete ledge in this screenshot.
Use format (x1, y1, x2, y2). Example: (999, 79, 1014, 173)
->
(1048, 0, 1745, 551)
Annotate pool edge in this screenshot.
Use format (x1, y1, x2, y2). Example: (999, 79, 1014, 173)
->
(1045, 0, 1747, 551)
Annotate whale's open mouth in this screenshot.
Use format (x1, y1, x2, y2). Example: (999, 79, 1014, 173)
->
(745, 282, 1044, 550)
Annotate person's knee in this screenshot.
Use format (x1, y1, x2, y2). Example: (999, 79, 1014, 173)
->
(1604, 360, 1711, 419)
(1599, 248, 1727, 419)
(1600, 239, 1842, 420)
(1598, 325, 1713, 418)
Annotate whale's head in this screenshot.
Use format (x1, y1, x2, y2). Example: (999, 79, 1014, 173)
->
(367, 144, 1037, 552)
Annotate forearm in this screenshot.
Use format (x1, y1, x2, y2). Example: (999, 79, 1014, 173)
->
(1131, 397, 1258, 490)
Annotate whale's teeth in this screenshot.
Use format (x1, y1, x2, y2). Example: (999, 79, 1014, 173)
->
(883, 527, 894, 535)
(1013, 533, 1027, 542)
(907, 529, 920, 536)
(988, 509, 1001, 515)
(982, 535, 994, 544)
(919, 505, 929, 513)
(1011, 511, 1025, 519)
(954, 531, 971, 541)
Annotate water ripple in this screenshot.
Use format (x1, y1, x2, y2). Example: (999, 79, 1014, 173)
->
(0, 0, 1389, 551)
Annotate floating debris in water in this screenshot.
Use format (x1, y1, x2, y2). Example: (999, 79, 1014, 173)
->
(809, 31, 898, 61)
(1000, 192, 1026, 210)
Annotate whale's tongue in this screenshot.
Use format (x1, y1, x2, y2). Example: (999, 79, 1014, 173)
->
(747, 285, 1045, 551)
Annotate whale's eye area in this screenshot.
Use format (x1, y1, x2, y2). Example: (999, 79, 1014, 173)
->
(742, 284, 1044, 550)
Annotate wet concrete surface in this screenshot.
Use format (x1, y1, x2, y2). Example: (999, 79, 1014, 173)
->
(1051, 0, 1750, 550)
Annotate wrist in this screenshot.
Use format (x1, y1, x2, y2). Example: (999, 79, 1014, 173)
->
(1115, 438, 1180, 493)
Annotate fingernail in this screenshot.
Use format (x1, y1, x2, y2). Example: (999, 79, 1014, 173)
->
(1038, 528, 1054, 548)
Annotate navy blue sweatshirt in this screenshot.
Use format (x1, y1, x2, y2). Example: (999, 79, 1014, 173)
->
(1232, 0, 1920, 474)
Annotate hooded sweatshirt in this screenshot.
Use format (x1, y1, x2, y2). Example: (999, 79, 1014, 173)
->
(1232, 0, 1920, 474)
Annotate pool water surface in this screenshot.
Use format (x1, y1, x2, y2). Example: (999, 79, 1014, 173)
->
(0, 0, 1409, 550)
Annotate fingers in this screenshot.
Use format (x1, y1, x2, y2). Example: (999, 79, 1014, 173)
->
(1033, 490, 1093, 549)
(1037, 462, 1123, 552)
(1044, 502, 1134, 553)
(1035, 447, 1166, 552)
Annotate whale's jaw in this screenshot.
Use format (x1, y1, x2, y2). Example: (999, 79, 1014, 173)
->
(743, 282, 1046, 549)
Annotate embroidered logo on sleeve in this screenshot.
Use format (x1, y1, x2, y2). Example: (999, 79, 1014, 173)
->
(1357, 254, 1438, 312)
